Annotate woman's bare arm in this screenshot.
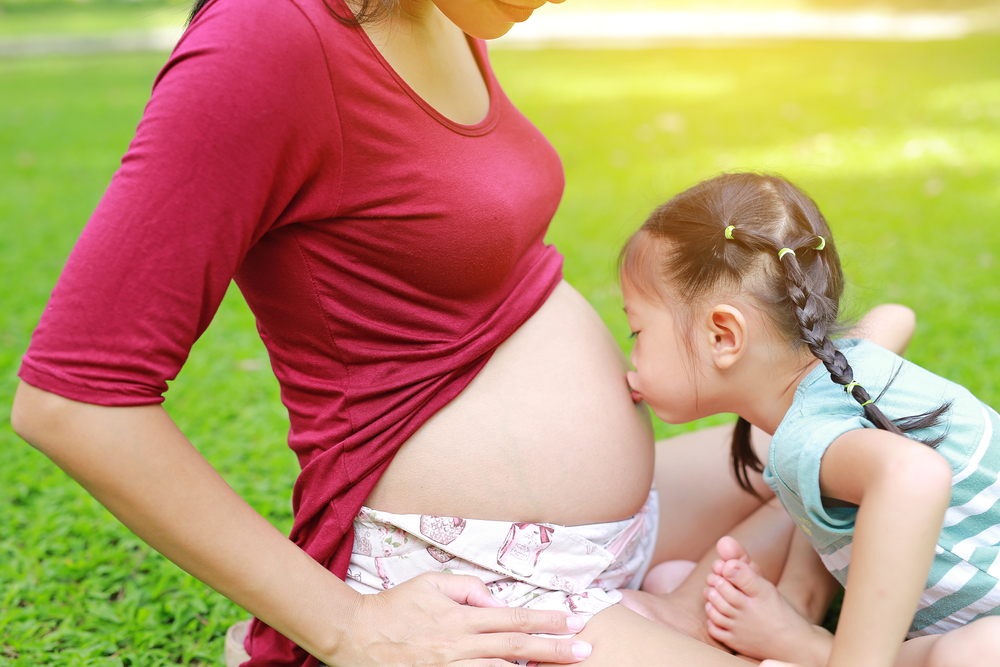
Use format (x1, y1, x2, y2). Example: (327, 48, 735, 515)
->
(10, 381, 590, 666)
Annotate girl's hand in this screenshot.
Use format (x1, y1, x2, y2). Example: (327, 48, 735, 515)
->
(331, 572, 592, 666)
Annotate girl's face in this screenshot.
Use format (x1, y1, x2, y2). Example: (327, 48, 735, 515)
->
(622, 279, 707, 425)
(432, 0, 565, 39)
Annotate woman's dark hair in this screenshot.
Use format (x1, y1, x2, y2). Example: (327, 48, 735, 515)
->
(619, 173, 949, 497)
(187, 0, 398, 26)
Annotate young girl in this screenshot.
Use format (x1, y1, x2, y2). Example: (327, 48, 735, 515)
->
(620, 172, 1000, 667)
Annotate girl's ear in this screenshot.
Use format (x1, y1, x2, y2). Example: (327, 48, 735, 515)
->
(705, 305, 748, 370)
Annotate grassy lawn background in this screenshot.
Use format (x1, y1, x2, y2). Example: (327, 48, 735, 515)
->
(2, 12, 999, 667)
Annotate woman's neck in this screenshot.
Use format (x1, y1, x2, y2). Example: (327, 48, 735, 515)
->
(358, 0, 440, 44)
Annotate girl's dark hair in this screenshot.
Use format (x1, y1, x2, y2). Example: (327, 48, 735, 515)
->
(620, 173, 949, 497)
(187, 0, 398, 26)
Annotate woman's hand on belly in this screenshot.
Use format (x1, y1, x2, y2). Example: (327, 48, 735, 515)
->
(11, 383, 594, 667)
(367, 281, 654, 524)
(335, 572, 593, 666)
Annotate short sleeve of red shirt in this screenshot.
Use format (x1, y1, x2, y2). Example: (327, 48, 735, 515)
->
(18, 0, 342, 404)
(20, 0, 566, 664)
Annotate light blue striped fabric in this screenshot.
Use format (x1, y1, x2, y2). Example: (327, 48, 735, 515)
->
(764, 339, 1000, 637)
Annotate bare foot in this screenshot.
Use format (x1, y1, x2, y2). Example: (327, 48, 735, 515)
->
(703, 537, 833, 666)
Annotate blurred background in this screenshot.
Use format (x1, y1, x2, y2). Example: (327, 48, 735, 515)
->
(3, 0, 1000, 38)
(2, 1, 999, 664)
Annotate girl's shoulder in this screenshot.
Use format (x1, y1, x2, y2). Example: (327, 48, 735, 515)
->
(801, 337, 955, 408)
(779, 337, 994, 484)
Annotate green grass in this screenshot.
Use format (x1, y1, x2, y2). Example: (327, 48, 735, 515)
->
(494, 38, 1000, 438)
(2, 34, 999, 665)
(0, 51, 294, 667)
(0, 2, 190, 38)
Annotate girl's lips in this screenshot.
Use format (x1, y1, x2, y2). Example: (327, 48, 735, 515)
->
(626, 372, 642, 403)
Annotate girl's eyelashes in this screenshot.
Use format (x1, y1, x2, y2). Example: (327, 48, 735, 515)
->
(629, 331, 638, 340)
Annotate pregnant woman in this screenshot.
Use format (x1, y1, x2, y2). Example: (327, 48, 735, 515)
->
(11, 1, 910, 665)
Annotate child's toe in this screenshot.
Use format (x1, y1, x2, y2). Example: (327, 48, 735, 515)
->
(709, 575, 747, 609)
(722, 559, 770, 598)
(705, 601, 736, 629)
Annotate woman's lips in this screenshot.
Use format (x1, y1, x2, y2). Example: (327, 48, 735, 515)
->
(494, 0, 535, 22)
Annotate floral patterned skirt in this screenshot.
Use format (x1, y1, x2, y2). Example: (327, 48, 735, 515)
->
(345, 488, 659, 660)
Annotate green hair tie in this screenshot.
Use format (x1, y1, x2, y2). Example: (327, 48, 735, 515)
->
(725, 225, 736, 240)
(815, 236, 826, 250)
(778, 248, 796, 260)
(844, 381, 862, 394)
(861, 399, 873, 406)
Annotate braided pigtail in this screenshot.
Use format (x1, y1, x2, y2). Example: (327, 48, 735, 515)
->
(776, 247, 907, 435)
(768, 176, 952, 446)
(719, 213, 822, 495)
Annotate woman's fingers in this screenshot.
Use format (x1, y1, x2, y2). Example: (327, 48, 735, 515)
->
(341, 572, 592, 666)
(434, 575, 593, 664)
(454, 632, 592, 664)
(428, 570, 507, 608)
(463, 604, 587, 636)
(428, 572, 588, 635)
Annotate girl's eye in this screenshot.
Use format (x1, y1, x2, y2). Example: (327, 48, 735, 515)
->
(629, 331, 638, 339)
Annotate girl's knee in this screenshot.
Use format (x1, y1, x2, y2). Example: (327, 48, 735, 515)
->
(926, 617, 1000, 666)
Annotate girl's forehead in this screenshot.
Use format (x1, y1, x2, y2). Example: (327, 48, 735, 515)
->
(621, 275, 657, 309)
(622, 279, 684, 324)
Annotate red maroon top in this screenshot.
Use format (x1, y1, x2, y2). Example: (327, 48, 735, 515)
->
(18, 0, 564, 663)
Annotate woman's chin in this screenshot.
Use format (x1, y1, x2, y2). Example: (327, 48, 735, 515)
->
(465, 22, 515, 40)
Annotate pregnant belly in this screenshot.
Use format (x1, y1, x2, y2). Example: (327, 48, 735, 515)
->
(364, 280, 655, 525)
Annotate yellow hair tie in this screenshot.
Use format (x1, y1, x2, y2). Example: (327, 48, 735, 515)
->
(725, 225, 735, 240)
(815, 236, 826, 250)
(844, 381, 862, 394)
(778, 248, 796, 260)
(861, 399, 873, 406)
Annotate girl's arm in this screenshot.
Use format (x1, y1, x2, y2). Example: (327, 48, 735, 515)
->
(10, 382, 590, 667)
(816, 427, 952, 667)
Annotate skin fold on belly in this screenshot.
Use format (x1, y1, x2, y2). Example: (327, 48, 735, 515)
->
(364, 281, 656, 526)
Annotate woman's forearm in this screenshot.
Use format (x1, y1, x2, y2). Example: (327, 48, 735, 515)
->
(11, 380, 356, 660)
